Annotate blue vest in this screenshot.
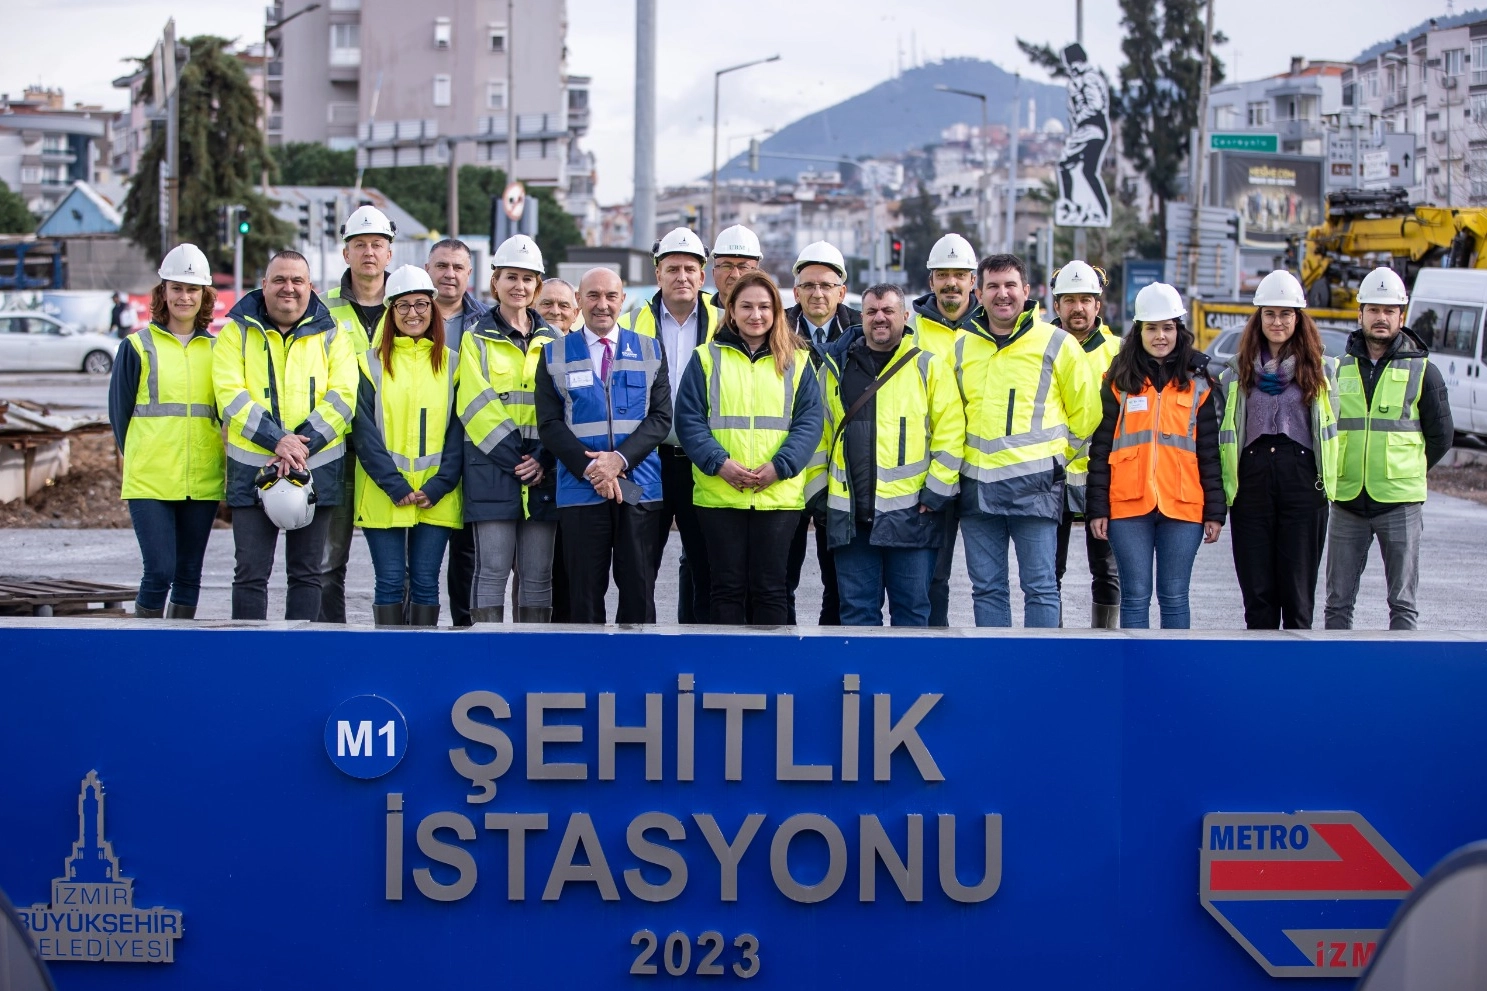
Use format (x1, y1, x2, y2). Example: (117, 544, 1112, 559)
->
(545, 329, 665, 507)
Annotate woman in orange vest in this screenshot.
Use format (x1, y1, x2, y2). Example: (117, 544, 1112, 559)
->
(1086, 283, 1225, 628)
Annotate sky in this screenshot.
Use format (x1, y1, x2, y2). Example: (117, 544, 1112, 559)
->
(4, 0, 1458, 204)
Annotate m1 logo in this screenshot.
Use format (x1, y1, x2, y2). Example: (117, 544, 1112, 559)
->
(324, 696, 408, 779)
(1200, 812, 1420, 978)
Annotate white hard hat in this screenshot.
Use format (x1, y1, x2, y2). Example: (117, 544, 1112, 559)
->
(258, 471, 316, 531)
(926, 233, 976, 271)
(341, 204, 396, 241)
(1133, 282, 1187, 323)
(712, 224, 762, 259)
(491, 234, 545, 274)
(158, 243, 213, 287)
(1051, 260, 1104, 296)
(383, 265, 436, 305)
(793, 241, 847, 279)
(1355, 267, 1409, 306)
(1252, 270, 1307, 309)
(653, 227, 708, 264)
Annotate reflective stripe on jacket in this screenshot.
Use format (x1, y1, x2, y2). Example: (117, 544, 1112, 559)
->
(1217, 354, 1340, 504)
(954, 304, 1100, 520)
(1334, 353, 1428, 503)
(118, 324, 224, 501)
(543, 329, 665, 507)
(1062, 322, 1122, 515)
(619, 291, 722, 341)
(354, 335, 463, 529)
(1106, 376, 1213, 523)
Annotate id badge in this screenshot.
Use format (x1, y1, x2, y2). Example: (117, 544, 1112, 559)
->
(1125, 395, 1149, 412)
(567, 369, 595, 389)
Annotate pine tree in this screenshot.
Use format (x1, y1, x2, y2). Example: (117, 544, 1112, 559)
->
(122, 35, 293, 274)
(893, 192, 947, 295)
(0, 178, 35, 234)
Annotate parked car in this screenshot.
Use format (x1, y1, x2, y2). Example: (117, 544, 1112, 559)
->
(1205, 326, 1350, 369)
(0, 312, 118, 374)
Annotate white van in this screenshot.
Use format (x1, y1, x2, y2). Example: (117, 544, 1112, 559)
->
(1406, 269, 1487, 441)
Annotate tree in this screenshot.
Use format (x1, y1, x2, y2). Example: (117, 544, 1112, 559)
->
(893, 191, 948, 294)
(122, 35, 293, 274)
(272, 143, 355, 186)
(0, 178, 35, 234)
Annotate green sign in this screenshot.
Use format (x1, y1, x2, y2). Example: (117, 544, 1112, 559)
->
(1210, 132, 1279, 154)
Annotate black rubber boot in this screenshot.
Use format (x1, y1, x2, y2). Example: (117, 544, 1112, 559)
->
(133, 602, 164, 619)
(470, 606, 504, 625)
(373, 603, 406, 627)
(1092, 603, 1121, 629)
(165, 602, 197, 620)
(516, 605, 553, 623)
(409, 603, 440, 627)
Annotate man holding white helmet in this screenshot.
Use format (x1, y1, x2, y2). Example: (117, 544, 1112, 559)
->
(786, 240, 861, 624)
(318, 202, 396, 623)
(619, 227, 720, 623)
(1324, 267, 1453, 630)
(213, 250, 356, 620)
(1048, 260, 1121, 627)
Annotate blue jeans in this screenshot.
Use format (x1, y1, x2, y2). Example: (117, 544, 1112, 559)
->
(959, 513, 1061, 627)
(362, 524, 451, 606)
(128, 499, 220, 609)
(833, 523, 935, 627)
(1105, 511, 1204, 629)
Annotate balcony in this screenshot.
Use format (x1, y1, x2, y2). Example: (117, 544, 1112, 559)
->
(329, 0, 360, 9)
(267, 60, 283, 80)
(329, 48, 361, 68)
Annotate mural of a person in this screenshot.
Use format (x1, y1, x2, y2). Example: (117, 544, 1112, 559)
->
(1055, 43, 1112, 228)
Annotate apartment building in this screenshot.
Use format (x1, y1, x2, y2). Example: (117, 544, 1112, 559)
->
(0, 89, 110, 216)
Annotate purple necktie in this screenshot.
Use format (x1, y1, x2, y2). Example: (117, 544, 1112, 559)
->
(600, 336, 612, 382)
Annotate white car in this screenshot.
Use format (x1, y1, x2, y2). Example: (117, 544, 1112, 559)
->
(0, 311, 119, 374)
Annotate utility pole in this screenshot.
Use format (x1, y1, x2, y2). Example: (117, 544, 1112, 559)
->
(447, 139, 460, 237)
(261, 4, 322, 189)
(710, 55, 780, 244)
(934, 84, 990, 253)
(1005, 73, 1020, 252)
(506, 0, 516, 193)
(163, 18, 179, 257)
(1071, 0, 1087, 265)
(633, 0, 657, 250)
(1187, 0, 1216, 296)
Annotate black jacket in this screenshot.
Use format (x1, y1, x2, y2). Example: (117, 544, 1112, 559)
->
(1087, 350, 1226, 524)
(785, 302, 862, 366)
(1337, 327, 1453, 516)
(836, 338, 899, 525)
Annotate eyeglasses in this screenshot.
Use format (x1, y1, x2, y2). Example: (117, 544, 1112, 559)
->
(796, 282, 844, 295)
(393, 299, 431, 315)
(714, 261, 758, 274)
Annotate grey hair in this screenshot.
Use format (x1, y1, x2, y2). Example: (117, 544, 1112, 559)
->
(542, 278, 575, 293)
(862, 282, 906, 306)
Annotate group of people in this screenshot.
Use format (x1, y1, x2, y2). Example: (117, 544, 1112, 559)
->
(109, 207, 1451, 630)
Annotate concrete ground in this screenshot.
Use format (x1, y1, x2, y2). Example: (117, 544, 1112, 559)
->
(2, 492, 1484, 629)
(0, 372, 112, 413)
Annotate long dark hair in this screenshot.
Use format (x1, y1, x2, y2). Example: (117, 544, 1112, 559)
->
(377, 293, 445, 379)
(1235, 307, 1325, 403)
(1107, 319, 1198, 394)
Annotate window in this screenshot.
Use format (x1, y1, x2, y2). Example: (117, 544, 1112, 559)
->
(486, 80, 506, 111)
(1444, 48, 1464, 79)
(1409, 303, 1481, 355)
(488, 24, 507, 53)
(1472, 94, 1487, 124)
(1215, 105, 1238, 129)
(1475, 41, 1487, 85)
(433, 74, 451, 107)
(330, 22, 360, 66)
(1385, 65, 1398, 97)
(19, 166, 40, 185)
(1367, 70, 1379, 98)
(434, 17, 451, 49)
(1246, 101, 1268, 127)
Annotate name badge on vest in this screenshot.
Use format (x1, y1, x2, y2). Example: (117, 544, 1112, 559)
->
(567, 370, 594, 389)
(1125, 396, 1149, 412)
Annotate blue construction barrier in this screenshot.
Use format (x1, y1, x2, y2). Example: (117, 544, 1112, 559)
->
(2, 623, 1485, 988)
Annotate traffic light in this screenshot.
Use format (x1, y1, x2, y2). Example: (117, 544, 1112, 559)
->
(888, 235, 904, 270)
(236, 208, 251, 237)
(323, 199, 338, 241)
(217, 205, 230, 248)
(297, 201, 311, 241)
(748, 138, 760, 173)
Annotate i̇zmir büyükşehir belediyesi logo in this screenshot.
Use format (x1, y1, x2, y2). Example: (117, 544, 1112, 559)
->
(16, 770, 184, 963)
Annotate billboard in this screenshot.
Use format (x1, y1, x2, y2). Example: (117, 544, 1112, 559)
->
(1218, 152, 1324, 248)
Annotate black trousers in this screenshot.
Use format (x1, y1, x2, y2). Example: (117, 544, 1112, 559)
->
(786, 512, 840, 625)
(697, 507, 798, 625)
(1230, 435, 1329, 629)
(928, 504, 959, 627)
(447, 523, 476, 626)
(654, 445, 711, 623)
(1055, 511, 1121, 606)
(561, 500, 664, 624)
(231, 505, 332, 621)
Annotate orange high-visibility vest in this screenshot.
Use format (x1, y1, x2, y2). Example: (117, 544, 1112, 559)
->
(1106, 375, 1212, 523)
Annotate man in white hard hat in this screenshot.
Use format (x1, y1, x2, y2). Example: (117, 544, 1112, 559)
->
(318, 202, 396, 623)
(785, 240, 861, 624)
(213, 250, 356, 620)
(1324, 267, 1453, 631)
(425, 237, 490, 626)
(910, 232, 982, 626)
(1048, 260, 1121, 627)
(710, 224, 762, 307)
(619, 227, 721, 622)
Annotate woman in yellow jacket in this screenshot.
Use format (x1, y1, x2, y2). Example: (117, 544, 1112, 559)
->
(353, 266, 464, 626)
(1086, 283, 1225, 629)
(107, 243, 224, 619)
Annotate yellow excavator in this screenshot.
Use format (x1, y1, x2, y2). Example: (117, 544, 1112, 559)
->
(1299, 187, 1487, 310)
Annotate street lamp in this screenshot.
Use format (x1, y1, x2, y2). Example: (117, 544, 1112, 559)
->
(261, 2, 322, 188)
(1383, 51, 1456, 205)
(710, 54, 780, 243)
(935, 84, 991, 253)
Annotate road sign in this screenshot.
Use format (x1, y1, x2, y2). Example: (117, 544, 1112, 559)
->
(1210, 132, 1280, 154)
(1201, 812, 1421, 978)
